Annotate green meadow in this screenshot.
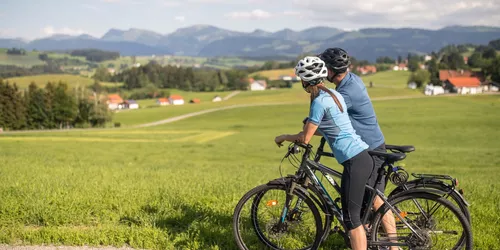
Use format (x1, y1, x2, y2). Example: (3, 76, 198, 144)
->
(0, 90, 499, 249)
(3, 74, 121, 89)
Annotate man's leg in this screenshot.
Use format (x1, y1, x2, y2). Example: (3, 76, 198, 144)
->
(370, 144, 399, 250)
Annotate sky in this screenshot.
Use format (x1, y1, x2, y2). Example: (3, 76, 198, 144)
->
(0, 0, 499, 40)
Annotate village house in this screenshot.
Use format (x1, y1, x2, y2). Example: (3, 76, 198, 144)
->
(124, 100, 139, 109)
(444, 77, 483, 95)
(157, 98, 169, 106)
(212, 95, 222, 102)
(168, 95, 185, 105)
(393, 63, 408, 71)
(107, 94, 124, 110)
(249, 78, 267, 91)
(356, 65, 377, 75)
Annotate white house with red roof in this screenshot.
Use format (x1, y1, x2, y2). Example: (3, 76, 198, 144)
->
(168, 95, 185, 105)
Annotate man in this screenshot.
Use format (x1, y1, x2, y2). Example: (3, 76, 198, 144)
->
(318, 47, 398, 249)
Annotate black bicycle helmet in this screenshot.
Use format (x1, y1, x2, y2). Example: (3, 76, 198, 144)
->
(318, 47, 351, 73)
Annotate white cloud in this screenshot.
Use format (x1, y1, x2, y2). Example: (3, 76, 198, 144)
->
(174, 16, 185, 22)
(226, 9, 272, 19)
(291, 0, 500, 28)
(283, 10, 301, 16)
(81, 4, 101, 12)
(42, 26, 88, 36)
(0, 28, 15, 38)
(162, 1, 182, 7)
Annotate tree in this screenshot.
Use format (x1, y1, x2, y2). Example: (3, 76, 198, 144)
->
(440, 51, 465, 70)
(427, 58, 440, 84)
(38, 53, 49, 61)
(397, 55, 403, 64)
(467, 52, 484, 68)
(408, 57, 420, 72)
(488, 39, 500, 50)
(26, 83, 48, 129)
(376, 56, 395, 64)
(482, 46, 497, 59)
(91, 80, 103, 93)
(93, 66, 112, 82)
(408, 69, 430, 88)
(52, 82, 77, 129)
(490, 56, 500, 83)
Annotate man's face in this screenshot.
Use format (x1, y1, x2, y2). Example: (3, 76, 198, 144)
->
(326, 68, 335, 83)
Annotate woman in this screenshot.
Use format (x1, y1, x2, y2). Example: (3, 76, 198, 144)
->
(274, 56, 374, 250)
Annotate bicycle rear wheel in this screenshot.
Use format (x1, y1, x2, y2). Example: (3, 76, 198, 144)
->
(370, 191, 472, 250)
(389, 181, 471, 222)
(232, 183, 323, 250)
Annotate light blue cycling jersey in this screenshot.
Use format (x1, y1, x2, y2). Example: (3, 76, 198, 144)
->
(308, 88, 369, 164)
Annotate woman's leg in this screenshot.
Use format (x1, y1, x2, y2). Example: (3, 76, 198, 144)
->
(341, 150, 373, 250)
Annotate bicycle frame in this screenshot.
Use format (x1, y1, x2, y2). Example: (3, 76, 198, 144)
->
(278, 143, 427, 247)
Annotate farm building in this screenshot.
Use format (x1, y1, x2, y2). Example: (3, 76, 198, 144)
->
(212, 95, 222, 102)
(444, 77, 482, 95)
(424, 84, 445, 96)
(356, 65, 377, 75)
(393, 63, 408, 71)
(157, 98, 169, 106)
(168, 95, 185, 105)
(190, 98, 201, 104)
(249, 78, 267, 91)
(107, 94, 124, 110)
(124, 100, 139, 109)
(407, 82, 417, 89)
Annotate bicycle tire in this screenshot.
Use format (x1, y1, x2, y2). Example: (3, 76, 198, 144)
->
(233, 183, 324, 250)
(389, 181, 471, 222)
(370, 191, 473, 250)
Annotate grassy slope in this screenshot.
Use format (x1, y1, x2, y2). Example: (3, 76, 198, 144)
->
(249, 68, 296, 80)
(0, 95, 498, 249)
(114, 76, 422, 127)
(0, 49, 45, 68)
(3, 74, 121, 89)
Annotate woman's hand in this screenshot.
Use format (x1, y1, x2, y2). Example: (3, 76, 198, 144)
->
(274, 135, 286, 147)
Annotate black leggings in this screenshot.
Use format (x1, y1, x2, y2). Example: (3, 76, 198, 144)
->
(340, 149, 375, 230)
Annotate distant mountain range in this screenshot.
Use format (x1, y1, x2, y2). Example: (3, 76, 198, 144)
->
(1, 25, 499, 62)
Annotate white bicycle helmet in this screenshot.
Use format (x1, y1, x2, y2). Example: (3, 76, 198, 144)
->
(294, 56, 328, 84)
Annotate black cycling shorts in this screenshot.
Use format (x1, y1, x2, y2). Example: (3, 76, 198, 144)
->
(340, 149, 374, 230)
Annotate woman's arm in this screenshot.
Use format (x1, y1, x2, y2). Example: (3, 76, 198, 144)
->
(275, 122, 319, 146)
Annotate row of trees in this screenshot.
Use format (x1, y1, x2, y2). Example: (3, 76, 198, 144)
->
(6, 48, 27, 55)
(100, 62, 251, 92)
(70, 49, 120, 62)
(0, 80, 112, 131)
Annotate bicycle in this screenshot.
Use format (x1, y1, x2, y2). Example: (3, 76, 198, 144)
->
(232, 142, 473, 250)
(312, 137, 471, 223)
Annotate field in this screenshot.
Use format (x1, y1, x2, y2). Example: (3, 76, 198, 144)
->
(100, 55, 282, 71)
(3, 74, 122, 89)
(0, 49, 45, 68)
(249, 68, 296, 80)
(1, 87, 499, 249)
(113, 73, 421, 127)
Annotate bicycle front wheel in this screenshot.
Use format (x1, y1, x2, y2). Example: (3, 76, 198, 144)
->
(370, 191, 472, 250)
(232, 183, 323, 250)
